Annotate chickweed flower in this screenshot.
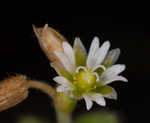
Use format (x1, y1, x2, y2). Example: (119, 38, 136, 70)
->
(52, 37, 128, 110)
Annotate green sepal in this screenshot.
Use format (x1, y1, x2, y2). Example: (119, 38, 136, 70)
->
(95, 67, 104, 76)
(93, 86, 113, 95)
(58, 69, 73, 81)
(74, 48, 86, 67)
(103, 59, 112, 68)
(72, 88, 83, 99)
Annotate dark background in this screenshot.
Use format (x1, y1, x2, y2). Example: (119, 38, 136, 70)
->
(0, 16, 149, 123)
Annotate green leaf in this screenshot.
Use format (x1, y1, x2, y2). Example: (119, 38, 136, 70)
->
(93, 86, 113, 95)
(75, 49, 86, 67)
(75, 112, 118, 123)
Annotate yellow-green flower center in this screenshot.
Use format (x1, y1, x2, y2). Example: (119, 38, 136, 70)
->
(72, 68, 97, 97)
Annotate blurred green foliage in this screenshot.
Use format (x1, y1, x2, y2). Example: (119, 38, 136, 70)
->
(16, 111, 118, 123)
(75, 111, 118, 123)
(17, 115, 49, 123)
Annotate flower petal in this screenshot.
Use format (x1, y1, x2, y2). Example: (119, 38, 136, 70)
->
(56, 85, 72, 92)
(63, 42, 75, 66)
(54, 51, 74, 74)
(50, 61, 67, 73)
(102, 64, 126, 79)
(94, 41, 110, 66)
(90, 93, 106, 106)
(87, 37, 100, 67)
(103, 48, 120, 66)
(103, 86, 117, 100)
(102, 75, 128, 85)
(73, 38, 87, 67)
(83, 95, 93, 110)
(53, 76, 70, 85)
(73, 37, 87, 56)
(54, 76, 73, 93)
(83, 93, 106, 110)
(51, 62, 73, 81)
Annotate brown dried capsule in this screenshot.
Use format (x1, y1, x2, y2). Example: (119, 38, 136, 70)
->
(0, 75, 29, 112)
(33, 24, 67, 62)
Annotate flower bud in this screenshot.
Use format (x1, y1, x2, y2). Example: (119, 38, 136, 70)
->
(0, 75, 29, 112)
(33, 24, 67, 62)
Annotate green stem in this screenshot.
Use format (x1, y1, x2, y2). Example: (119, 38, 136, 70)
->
(28, 80, 72, 123)
(28, 80, 57, 99)
(56, 109, 72, 123)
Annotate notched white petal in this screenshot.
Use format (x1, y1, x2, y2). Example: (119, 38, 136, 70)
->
(87, 37, 100, 67)
(83, 93, 106, 110)
(83, 95, 93, 110)
(56, 85, 72, 92)
(50, 61, 67, 74)
(62, 42, 75, 66)
(54, 76, 73, 93)
(53, 76, 70, 85)
(102, 64, 126, 79)
(104, 87, 117, 100)
(73, 37, 87, 55)
(54, 51, 74, 74)
(91, 93, 106, 106)
(104, 48, 120, 65)
(102, 75, 128, 85)
(116, 76, 128, 82)
(56, 86, 64, 92)
(94, 41, 110, 66)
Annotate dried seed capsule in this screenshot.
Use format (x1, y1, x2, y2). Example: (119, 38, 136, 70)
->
(0, 75, 29, 112)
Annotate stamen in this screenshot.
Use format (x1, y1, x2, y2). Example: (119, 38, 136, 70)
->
(93, 72, 100, 82)
(92, 65, 106, 72)
(76, 66, 87, 73)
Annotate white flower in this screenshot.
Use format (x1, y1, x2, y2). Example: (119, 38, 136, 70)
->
(52, 37, 128, 110)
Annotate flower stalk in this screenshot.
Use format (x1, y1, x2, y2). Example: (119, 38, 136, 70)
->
(55, 109, 72, 123)
(28, 80, 57, 99)
(28, 80, 75, 123)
